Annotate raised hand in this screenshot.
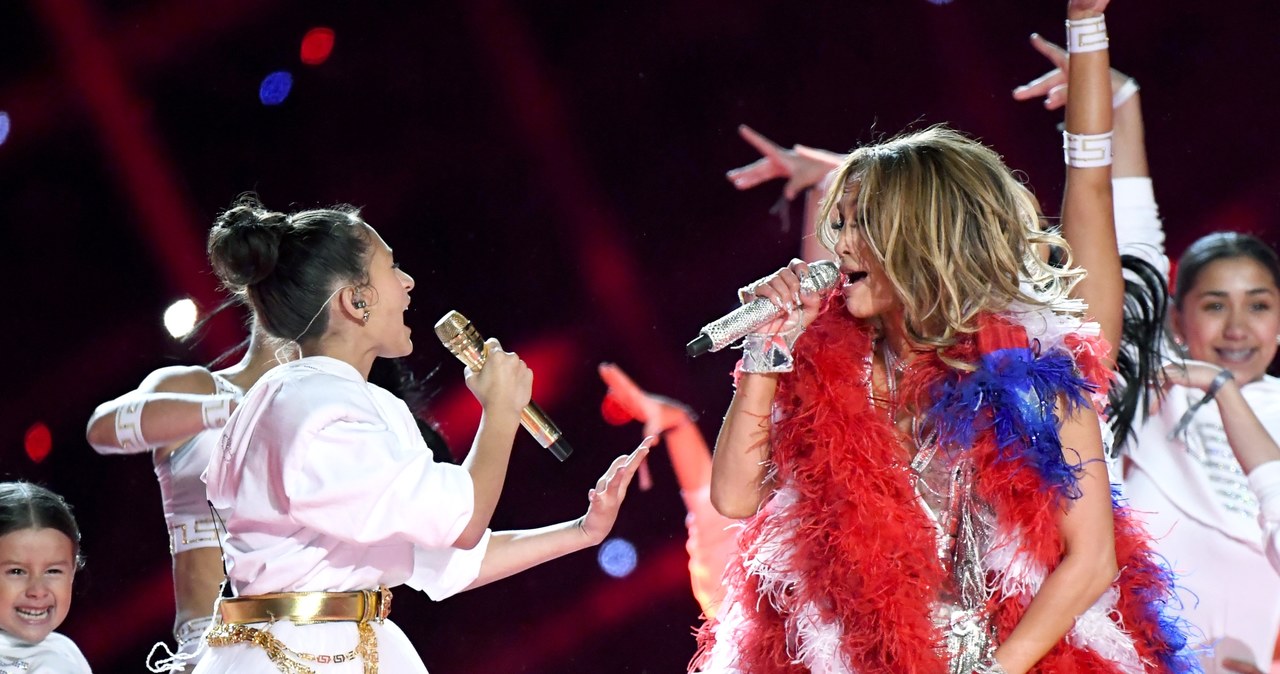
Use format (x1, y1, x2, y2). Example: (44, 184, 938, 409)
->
(1012, 34, 1135, 111)
(580, 440, 653, 544)
(725, 125, 845, 200)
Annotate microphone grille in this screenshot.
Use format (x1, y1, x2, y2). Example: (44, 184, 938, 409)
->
(434, 310, 470, 342)
(434, 311, 486, 370)
(802, 260, 840, 293)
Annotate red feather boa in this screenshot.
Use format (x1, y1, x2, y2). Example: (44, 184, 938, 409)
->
(692, 301, 1194, 674)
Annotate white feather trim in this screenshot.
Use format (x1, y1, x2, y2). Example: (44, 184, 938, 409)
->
(699, 484, 861, 673)
(1067, 586, 1146, 674)
(1002, 298, 1099, 356)
(982, 525, 1048, 599)
(985, 525, 1146, 673)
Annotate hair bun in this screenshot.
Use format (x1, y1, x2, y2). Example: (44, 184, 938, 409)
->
(207, 194, 290, 289)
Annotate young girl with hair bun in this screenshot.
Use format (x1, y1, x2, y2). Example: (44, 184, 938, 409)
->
(194, 195, 650, 673)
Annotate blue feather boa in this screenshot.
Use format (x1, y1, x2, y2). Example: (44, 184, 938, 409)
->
(926, 345, 1097, 500)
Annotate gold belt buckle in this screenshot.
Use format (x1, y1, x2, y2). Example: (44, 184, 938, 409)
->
(376, 585, 392, 623)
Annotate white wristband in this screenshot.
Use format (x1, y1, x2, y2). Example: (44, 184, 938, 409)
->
(1063, 131, 1113, 168)
(1112, 77, 1139, 109)
(1066, 15, 1108, 53)
(201, 395, 235, 430)
(115, 399, 148, 451)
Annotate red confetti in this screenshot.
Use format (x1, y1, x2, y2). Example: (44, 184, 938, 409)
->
(24, 422, 51, 463)
(300, 27, 335, 65)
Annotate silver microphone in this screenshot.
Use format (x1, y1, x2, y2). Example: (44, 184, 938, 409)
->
(686, 261, 840, 357)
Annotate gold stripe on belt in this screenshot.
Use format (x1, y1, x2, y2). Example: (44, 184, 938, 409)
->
(218, 587, 392, 626)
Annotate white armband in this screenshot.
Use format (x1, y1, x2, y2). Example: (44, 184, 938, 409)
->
(1063, 131, 1113, 168)
(201, 394, 235, 430)
(115, 399, 148, 451)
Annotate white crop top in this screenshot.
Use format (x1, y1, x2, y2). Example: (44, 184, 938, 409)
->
(155, 371, 242, 554)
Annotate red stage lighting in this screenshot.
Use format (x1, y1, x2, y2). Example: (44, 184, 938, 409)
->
(300, 27, 335, 65)
(24, 422, 51, 463)
(600, 393, 633, 426)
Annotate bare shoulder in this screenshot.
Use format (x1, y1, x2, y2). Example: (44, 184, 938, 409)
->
(135, 365, 218, 395)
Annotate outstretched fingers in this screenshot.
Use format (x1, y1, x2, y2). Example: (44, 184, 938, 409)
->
(738, 124, 786, 159)
(1030, 33, 1069, 67)
(726, 125, 790, 191)
(591, 439, 654, 503)
(1012, 34, 1069, 104)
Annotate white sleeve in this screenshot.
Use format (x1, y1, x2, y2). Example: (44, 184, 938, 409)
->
(1248, 460, 1280, 573)
(407, 528, 492, 600)
(269, 380, 476, 550)
(1113, 177, 1170, 280)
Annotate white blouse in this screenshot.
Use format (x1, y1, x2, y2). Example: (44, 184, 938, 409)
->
(0, 631, 91, 673)
(204, 356, 488, 600)
(1252, 460, 1280, 572)
(1129, 376, 1280, 550)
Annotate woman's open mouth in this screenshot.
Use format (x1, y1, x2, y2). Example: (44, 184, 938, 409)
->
(843, 271, 869, 288)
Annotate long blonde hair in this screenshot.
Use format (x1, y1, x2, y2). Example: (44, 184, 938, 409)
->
(818, 125, 1084, 359)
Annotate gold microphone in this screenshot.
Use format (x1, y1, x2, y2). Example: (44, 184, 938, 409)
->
(434, 311, 573, 461)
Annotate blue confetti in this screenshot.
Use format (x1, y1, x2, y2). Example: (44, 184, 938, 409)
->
(597, 537, 637, 578)
(259, 71, 294, 106)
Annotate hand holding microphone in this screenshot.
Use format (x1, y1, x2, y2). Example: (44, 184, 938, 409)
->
(687, 259, 839, 356)
(463, 339, 533, 419)
(436, 311, 574, 461)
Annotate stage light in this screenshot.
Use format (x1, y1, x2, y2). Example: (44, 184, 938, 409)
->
(925, 0, 955, 4)
(597, 537, 637, 578)
(301, 27, 335, 65)
(259, 71, 294, 106)
(164, 298, 199, 339)
(24, 423, 51, 463)
(0, 112, 9, 146)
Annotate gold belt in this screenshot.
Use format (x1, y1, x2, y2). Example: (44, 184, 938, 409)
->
(207, 587, 392, 674)
(218, 587, 392, 626)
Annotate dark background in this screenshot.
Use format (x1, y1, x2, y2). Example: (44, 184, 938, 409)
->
(4, 1, 1279, 671)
